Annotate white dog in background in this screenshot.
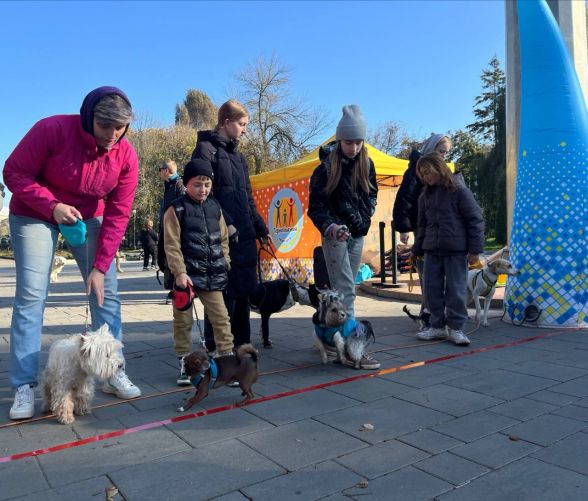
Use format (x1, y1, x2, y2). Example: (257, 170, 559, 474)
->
(50, 255, 67, 283)
(42, 324, 123, 424)
(467, 259, 520, 327)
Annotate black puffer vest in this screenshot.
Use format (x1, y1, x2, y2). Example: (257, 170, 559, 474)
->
(173, 196, 228, 291)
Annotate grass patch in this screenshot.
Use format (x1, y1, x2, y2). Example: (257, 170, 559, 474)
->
(484, 237, 504, 251)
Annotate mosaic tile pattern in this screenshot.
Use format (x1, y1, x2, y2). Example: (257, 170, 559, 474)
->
(505, 143, 587, 327)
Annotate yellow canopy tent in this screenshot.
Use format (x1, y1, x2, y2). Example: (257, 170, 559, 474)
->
(250, 135, 408, 190)
(250, 136, 417, 284)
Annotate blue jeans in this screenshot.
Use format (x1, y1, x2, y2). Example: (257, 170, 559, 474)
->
(9, 214, 122, 389)
(321, 236, 364, 317)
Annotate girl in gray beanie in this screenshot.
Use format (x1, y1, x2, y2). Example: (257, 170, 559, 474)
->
(308, 105, 380, 370)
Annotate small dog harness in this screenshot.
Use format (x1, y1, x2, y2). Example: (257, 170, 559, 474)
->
(190, 357, 218, 389)
(314, 316, 358, 346)
(471, 269, 497, 297)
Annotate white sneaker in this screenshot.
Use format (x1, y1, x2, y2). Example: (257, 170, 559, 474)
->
(417, 327, 448, 341)
(177, 357, 191, 387)
(448, 329, 471, 346)
(10, 384, 35, 420)
(102, 369, 142, 399)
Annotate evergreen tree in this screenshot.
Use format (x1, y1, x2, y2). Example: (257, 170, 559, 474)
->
(466, 57, 507, 244)
(467, 56, 505, 144)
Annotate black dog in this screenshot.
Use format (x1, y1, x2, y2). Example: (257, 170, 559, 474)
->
(249, 281, 319, 348)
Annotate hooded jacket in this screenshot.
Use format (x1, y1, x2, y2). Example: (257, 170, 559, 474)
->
(308, 142, 378, 238)
(392, 134, 450, 234)
(3, 87, 138, 273)
(191, 130, 267, 298)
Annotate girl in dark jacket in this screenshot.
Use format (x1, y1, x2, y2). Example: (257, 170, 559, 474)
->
(392, 134, 452, 330)
(412, 152, 484, 346)
(191, 100, 269, 350)
(308, 105, 380, 370)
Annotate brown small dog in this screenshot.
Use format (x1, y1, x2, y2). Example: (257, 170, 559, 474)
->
(178, 344, 258, 412)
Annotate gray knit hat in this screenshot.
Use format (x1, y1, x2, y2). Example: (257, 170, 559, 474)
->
(336, 105, 367, 141)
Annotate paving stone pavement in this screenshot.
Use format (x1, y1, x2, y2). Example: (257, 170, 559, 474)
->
(1, 258, 588, 500)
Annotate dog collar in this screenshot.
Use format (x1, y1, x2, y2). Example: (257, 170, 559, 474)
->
(190, 357, 218, 389)
(473, 270, 497, 297)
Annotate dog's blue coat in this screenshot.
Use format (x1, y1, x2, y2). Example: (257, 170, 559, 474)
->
(314, 316, 358, 346)
(190, 357, 218, 389)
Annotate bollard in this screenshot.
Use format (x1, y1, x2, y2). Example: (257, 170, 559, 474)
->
(372, 221, 404, 289)
(378, 221, 386, 284)
(390, 220, 398, 285)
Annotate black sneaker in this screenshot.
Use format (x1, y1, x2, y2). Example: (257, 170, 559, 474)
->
(177, 356, 191, 386)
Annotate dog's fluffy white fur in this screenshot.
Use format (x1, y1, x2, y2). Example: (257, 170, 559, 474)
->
(467, 258, 520, 326)
(42, 324, 123, 424)
(50, 256, 67, 283)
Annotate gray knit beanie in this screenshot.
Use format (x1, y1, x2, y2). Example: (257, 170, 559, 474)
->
(420, 133, 448, 155)
(336, 105, 367, 141)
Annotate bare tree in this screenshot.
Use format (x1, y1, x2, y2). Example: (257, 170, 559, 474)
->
(368, 121, 414, 158)
(236, 54, 330, 174)
(175, 89, 217, 131)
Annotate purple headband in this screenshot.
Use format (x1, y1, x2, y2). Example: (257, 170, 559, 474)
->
(79, 86, 132, 136)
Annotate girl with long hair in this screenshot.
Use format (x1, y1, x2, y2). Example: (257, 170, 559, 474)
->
(308, 105, 379, 370)
(191, 100, 269, 356)
(412, 152, 484, 346)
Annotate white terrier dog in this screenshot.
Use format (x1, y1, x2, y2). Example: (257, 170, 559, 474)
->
(467, 258, 520, 327)
(50, 255, 67, 282)
(42, 324, 124, 424)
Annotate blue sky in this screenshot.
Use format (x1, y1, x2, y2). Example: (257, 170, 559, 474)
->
(0, 0, 505, 196)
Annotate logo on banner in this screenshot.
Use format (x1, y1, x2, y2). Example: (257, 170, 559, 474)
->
(268, 188, 303, 253)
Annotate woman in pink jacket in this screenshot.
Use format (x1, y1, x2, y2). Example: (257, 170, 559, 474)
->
(3, 86, 142, 420)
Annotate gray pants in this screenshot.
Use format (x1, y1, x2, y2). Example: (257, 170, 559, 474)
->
(415, 257, 429, 314)
(321, 236, 364, 317)
(423, 254, 468, 330)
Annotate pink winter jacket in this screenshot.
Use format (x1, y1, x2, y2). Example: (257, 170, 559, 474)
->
(3, 115, 139, 273)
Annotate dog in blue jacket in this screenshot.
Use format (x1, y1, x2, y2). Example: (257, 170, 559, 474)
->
(312, 290, 375, 368)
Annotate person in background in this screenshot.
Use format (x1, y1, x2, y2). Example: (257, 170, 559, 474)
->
(308, 104, 380, 370)
(163, 158, 234, 385)
(392, 133, 453, 331)
(191, 100, 269, 353)
(158, 159, 186, 304)
(115, 249, 124, 273)
(140, 220, 158, 271)
(412, 152, 484, 346)
(3, 86, 142, 420)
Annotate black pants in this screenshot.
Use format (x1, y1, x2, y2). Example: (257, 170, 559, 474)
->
(142, 246, 156, 268)
(204, 295, 251, 351)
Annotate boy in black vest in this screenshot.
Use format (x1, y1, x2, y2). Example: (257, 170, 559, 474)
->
(163, 159, 234, 386)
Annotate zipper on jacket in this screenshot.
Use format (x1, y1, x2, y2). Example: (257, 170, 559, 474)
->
(199, 203, 212, 289)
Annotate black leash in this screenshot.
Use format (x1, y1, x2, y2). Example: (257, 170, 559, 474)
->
(256, 241, 307, 303)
